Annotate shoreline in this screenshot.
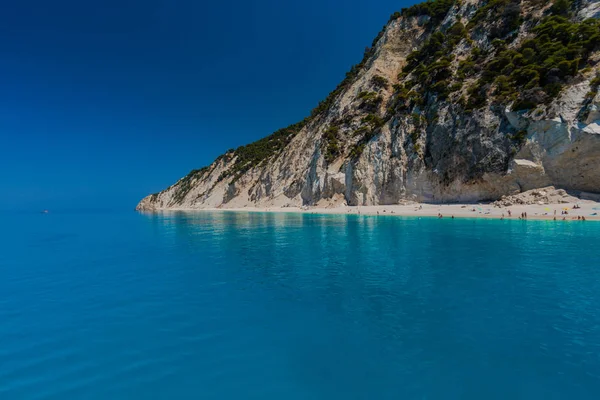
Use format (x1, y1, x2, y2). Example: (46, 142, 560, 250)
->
(141, 201, 600, 221)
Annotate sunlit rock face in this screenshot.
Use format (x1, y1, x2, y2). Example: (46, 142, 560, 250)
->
(137, 0, 600, 211)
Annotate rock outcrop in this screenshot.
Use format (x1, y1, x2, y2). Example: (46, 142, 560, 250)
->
(492, 186, 578, 206)
(137, 0, 600, 211)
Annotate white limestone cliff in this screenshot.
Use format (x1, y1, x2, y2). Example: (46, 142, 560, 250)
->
(137, 0, 600, 211)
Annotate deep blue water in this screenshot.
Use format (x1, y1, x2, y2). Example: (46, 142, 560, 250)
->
(2, 211, 600, 399)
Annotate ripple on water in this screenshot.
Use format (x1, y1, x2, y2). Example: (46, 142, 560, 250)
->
(1, 212, 600, 399)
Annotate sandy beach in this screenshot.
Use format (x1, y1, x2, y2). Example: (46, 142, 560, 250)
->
(154, 187, 600, 221)
(208, 201, 600, 221)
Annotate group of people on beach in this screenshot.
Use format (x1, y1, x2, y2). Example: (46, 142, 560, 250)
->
(500, 210, 522, 220)
(437, 213, 454, 219)
(333, 203, 591, 221)
(554, 215, 586, 220)
(553, 208, 586, 220)
(496, 208, 587, 221)
(499, 211, 528, 220)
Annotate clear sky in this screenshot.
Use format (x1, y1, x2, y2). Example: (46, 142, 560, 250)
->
(1, 0, 414, 211)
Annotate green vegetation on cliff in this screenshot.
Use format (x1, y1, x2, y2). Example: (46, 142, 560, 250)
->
(468, 15, 600, 110)
(390, 0, 456, 26)
(401, 20, 467, 100)
(393, 0, 600, 113)
(324, 126, 341, 163)
(226, 121, 307, 182)
(169, 0, 600, 204)
(310, 28, 386, 118)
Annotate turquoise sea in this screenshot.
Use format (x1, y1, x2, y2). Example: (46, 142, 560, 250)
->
(2, 210, 600, 399)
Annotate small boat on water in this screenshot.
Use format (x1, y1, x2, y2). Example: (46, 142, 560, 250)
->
(41, 210, 49, 214)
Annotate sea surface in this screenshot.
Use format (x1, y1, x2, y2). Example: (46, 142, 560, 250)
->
(2, 210, 600, 399)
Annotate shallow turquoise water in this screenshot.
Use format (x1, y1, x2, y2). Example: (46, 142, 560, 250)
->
(1, 211, 600, 399)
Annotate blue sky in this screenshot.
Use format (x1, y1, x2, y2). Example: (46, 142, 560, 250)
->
(0, 0, 414, 211)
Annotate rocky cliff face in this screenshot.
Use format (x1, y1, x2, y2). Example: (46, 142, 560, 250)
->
(138, 0, 600, 211)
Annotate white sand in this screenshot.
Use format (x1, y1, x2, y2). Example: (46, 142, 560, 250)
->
(201, 200, 600, 221)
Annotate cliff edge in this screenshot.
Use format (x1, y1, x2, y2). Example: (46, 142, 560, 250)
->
(138, 0, 600, 211)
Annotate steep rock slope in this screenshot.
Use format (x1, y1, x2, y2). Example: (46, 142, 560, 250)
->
(138, 0, 600, 211)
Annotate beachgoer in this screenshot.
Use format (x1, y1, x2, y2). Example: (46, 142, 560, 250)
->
(508, 210, 512, 217)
